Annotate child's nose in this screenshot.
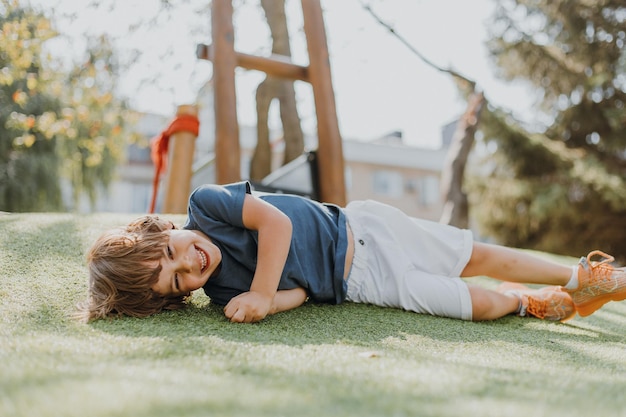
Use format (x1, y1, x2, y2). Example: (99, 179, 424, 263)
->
(177, 255, 192, 272)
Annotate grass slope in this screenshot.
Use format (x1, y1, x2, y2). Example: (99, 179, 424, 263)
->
(1, 213, 625, 417)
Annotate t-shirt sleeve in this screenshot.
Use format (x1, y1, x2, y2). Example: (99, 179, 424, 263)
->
(184, 181, 252, 229)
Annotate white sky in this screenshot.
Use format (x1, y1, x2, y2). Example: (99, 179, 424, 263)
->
(30, 0, 537, 148)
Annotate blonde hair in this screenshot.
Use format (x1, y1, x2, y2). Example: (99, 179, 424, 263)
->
(77, 215, 189, 322)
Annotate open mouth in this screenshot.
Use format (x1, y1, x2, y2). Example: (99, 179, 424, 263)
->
(195, 245, 209, 273)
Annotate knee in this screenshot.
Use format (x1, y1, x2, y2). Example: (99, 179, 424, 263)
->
(462, 243, 487, 277)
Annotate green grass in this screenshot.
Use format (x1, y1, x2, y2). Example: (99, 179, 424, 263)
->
(1, 212, 625, 417)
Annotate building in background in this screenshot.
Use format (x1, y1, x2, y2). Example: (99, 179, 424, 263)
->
(343, 133, 446, 220)
(90, 82, 453, 219)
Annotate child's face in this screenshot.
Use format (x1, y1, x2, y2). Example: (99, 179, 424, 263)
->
(151, 229, 222, 296)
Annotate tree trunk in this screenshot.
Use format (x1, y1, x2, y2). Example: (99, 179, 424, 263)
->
(439, 91, 485, 228)
(277, 78, 304, 165)
(251, 78, 274, 180)
(250, 0, 304, 180)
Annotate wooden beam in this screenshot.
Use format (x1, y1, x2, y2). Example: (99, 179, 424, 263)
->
(212, 0, 241, 184)
(197, 44, 309, 82)
(301, 0, 346, 206)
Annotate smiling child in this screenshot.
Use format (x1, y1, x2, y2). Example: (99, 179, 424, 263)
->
(79, 182, 626, 323)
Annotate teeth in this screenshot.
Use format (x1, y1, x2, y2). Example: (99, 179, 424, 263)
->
(197, 248, 207, 270)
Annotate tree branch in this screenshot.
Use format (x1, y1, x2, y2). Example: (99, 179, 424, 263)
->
(359, 1, 477, 90)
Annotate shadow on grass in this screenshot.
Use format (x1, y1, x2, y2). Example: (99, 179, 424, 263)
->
(0, 213, 117, 337)
(91, 297, 625, 356)
(0, 213, 84, 272)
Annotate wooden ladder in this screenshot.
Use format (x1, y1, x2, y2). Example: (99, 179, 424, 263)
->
(196, 0, 346, 206)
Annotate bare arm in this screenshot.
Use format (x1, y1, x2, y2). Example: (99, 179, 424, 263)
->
(270, 288, 308, 315)
(223, 193, 293, 323)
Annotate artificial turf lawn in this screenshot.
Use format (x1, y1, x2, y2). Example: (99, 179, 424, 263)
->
(1, 212, 625, 417)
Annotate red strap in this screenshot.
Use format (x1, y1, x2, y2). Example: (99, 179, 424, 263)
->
(149, 114, 200, 213)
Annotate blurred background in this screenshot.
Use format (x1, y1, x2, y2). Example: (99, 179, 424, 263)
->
(1, 0, 625, 260)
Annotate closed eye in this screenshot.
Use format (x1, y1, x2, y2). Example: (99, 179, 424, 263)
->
(165, 244, 179, 293)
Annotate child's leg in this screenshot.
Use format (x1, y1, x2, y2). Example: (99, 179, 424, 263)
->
(461, 242, 572, 286)
(461, 243, 578, 321)
(468, 283, 576, 321)
(467, 284, 519, 321)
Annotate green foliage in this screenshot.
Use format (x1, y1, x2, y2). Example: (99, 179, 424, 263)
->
(0, 0, 133, 212)
(472, 0, 626, 261)
(0, 0, 63, 211)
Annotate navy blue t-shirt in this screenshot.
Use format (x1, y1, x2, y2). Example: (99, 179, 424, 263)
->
(183, 181, 349, 305)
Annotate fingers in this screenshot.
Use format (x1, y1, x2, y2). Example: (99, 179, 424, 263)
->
(226, 307, 257, 323)
(223, 298, 259, 323)
(223, 298, 243, 322)
(223, 291, 272, 323)
(224, 300, 247, 322)
(227, 307, 248, 323)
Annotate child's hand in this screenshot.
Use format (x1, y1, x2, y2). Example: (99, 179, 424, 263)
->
(223, 291, 272, 323)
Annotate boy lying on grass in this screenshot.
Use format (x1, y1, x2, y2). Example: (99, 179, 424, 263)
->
(79, 182, 626, 323)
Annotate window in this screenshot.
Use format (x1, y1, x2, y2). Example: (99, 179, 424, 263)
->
(418, 175, 439, 207)
(371, 170, 403, 198)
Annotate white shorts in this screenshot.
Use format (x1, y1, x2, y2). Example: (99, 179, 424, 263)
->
(344, 200, 474, 320)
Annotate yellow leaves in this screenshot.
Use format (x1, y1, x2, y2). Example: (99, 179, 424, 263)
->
(22, 134, 35, 147)
(102, 111, 117, 125)
(76, 105, 89, 121)
(85, 153, 102, 167)
(26, 73, 37, 90)
(98, 92, 113, 105)
(88, 121, 102, 137)
(13, 134, 36, 148)
(12, 89, 27, 106)
(7, 111, 31, 130)
(0, 67, 14, 85)
(1, 20, 37, 69)
(70, 136, 107, 168)
(50, 80, 63, 96)
(11, 77, 40, 107)
(36, 111, 59, 139)
(6, 111, 65, 148)
(34, 17, 55, 40)
(61, 107, 75, 121)
(1, 21, 18, 40)
(15, 49, 33, 69)
(0, 4, 57, 94)
(66, 128, 77, 139)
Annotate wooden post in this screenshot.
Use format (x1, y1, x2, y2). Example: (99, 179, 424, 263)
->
(162, 105, 199, 213)
(301, 0, 346, 206)
(212, 0, 241, 184)
(203, 0, 346, 204)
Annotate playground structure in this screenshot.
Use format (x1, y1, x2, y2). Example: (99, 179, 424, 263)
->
(155, 0, 346, 213)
